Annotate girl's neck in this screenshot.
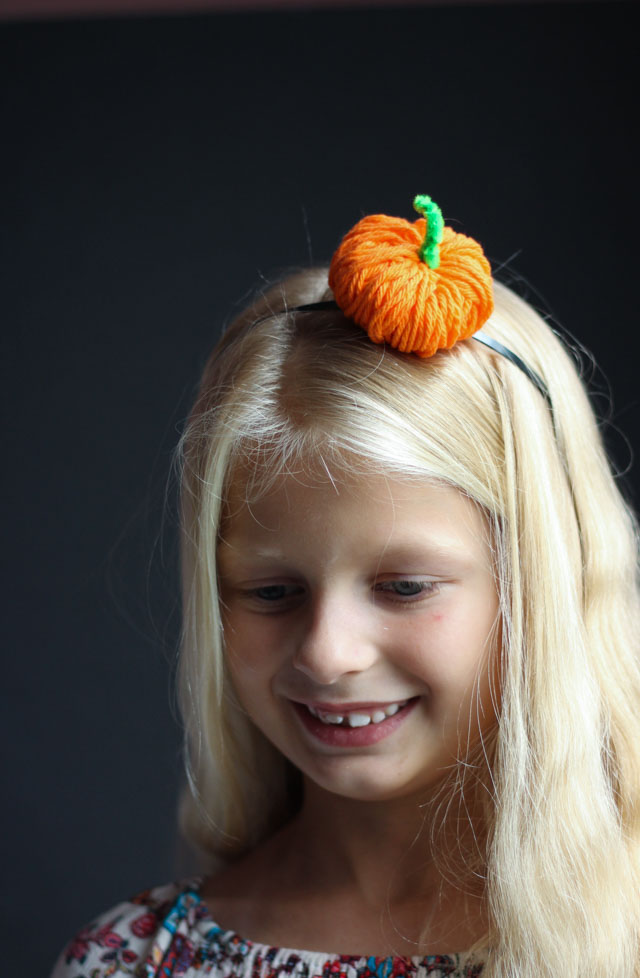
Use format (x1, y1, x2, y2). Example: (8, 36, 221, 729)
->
(202, 779, 489, 956)
(288, 781, 439, 908)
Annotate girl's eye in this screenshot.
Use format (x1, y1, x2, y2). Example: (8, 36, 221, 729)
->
(247, 584, 305, 605)
(375, 580, 438, 602)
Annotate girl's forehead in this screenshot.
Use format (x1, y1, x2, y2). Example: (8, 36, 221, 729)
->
(219, 463, 492, 564)
(222, 460, 433, 516)
(224, 452, 451, 505)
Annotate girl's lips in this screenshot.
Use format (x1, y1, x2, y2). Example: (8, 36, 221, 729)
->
(291, 697, 418, 748)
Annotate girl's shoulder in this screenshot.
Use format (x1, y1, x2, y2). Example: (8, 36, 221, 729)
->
(50, 877, 486, 978)
(49, 877, 208, 978)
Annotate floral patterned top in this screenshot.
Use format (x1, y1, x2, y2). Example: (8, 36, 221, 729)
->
(50, 879, 486, 978)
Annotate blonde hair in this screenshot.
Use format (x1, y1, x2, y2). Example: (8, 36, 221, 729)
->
(177, 269, 640, 977)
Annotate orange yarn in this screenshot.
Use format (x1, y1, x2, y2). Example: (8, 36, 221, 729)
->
(328, 210, 494, 358)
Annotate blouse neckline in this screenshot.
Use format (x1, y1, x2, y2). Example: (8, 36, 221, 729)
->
(179, 877, 487, 968)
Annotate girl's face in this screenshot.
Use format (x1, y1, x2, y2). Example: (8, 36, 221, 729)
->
(218, 468, 500, 804)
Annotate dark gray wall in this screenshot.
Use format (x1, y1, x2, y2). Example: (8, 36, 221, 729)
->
(2, 4, 638, 973)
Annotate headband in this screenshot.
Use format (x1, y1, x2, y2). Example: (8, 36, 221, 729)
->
(293, 195, 550, 407)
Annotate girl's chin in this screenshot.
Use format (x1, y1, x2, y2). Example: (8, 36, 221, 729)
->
(301, 767, 441, 806)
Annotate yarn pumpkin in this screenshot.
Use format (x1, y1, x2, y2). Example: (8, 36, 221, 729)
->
(328, 197, 494, 358)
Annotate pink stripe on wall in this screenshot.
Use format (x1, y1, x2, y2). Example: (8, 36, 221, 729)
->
(0, 0, 555, 20)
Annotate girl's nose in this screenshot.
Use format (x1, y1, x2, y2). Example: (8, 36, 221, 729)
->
(292, 593, 379, 685)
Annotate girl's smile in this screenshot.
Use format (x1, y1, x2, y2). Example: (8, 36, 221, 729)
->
(292, 696, 418, 747)
(218, 469, 501, 802)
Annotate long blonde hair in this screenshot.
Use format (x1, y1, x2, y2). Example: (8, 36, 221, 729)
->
(177, 269, 640, 977)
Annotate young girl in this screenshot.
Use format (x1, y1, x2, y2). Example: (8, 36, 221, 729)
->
(51, 196, 640, 978)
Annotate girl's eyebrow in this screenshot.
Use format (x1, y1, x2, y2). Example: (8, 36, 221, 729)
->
(376, 537, 474, 557)
(217, 541, 290, 562)
(373, 544, 481, 571)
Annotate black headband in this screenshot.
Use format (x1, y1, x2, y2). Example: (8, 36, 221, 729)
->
(291, 300, 551, 408)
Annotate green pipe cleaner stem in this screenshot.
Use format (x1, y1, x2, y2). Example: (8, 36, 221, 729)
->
(413, 194, 444, 269)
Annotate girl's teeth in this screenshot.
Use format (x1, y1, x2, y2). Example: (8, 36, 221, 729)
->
(307, 701, 408, 727)
(347, 713, 371, 728)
